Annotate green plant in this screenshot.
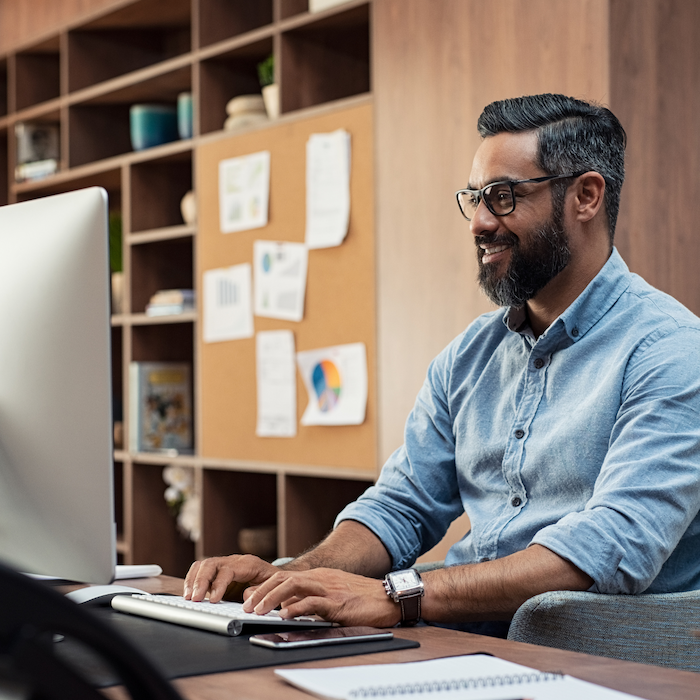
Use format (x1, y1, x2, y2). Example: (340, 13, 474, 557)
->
(109, 211, 123, 273)
(257, 54, 275, 87)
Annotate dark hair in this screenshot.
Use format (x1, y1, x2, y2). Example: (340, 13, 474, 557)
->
(477, 94, 626, 241)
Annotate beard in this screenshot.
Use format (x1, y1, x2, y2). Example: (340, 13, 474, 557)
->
(476, 207, 571, 308)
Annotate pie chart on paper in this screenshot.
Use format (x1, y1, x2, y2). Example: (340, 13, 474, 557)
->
(312, 360, 342, 412)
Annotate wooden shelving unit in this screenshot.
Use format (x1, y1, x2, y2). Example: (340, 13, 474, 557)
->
(1, 0, 374, 576)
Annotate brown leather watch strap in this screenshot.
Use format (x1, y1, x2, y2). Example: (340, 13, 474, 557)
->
(399, 593, 421, 626)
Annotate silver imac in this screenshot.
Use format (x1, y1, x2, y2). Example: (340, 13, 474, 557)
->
(0, 187, 116, 583)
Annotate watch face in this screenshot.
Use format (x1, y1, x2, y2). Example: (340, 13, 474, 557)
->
(391, 570, 420, 592)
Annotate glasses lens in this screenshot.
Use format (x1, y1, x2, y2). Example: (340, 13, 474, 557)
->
(457, 191, 479, 219)
(483, 183, 514, 216)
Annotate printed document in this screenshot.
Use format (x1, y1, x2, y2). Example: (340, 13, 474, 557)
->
(254, 240, 308, 322)
(256, 330, 297, 437)
(219, 151, 270, 233)
(296, 343, 367, 426)
(203, 264, 254, 342)
(305, 130, 351, 249)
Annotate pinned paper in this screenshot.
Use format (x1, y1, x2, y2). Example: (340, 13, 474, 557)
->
(256, 330, 297, 437)
(305, 130, 351, 249)
(254, 241, 308, 322)
(203, 264, 254, 342)
(297, 343, 367, 426)
(219, 151, 270, 233)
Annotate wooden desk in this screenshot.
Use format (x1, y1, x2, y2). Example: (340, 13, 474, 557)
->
(78, 577, 699, 700)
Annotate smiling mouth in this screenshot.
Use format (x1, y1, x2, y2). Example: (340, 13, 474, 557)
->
(479, 242, 512, 264)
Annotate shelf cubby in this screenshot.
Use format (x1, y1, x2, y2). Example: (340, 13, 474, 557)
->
(130, 150, 192, 232)
(0, 58, 8, 116)
(68, 66, 191, 168)
(201, 469, 278, 559)
(130, 236, 193, 314)
(114, 459, 125, 543)
(198, 37, 273, 135)
(68, 103, 131, 167)
(67, 0, 191, 92)
(284, 475, 371, 556)
(198, 0, 273, 49)
(280, 2, 370, 113)
(111, 325, 124, 438)
(131, 320, 195, 364)
(14, 36, 61, 111)
(0, 130, 7, 206)
(280, 0, 310, 21)
(131, 461, 195, 576)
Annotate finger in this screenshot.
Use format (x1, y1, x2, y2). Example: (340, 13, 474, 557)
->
(191, 558, 227, 601)
(279, 596, 333, 621)
(183, 560, 202, 599)
(253, 575, 325, 616)
(241, 572, 292, 612)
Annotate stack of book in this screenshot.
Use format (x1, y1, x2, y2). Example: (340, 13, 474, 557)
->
(145, 289, 195, 317)
(14, 122, 60, 183)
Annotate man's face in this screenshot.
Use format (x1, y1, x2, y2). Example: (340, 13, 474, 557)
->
(468, 132, 571, 308)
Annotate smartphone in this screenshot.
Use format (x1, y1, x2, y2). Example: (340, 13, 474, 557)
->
(249, 626, 393, 649)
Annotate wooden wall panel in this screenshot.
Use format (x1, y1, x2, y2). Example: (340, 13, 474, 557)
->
(373, 0, 610, 463)
(0, 0, 125, 53)
(197, 103, 376, 471)
(610, 0, 700, 315)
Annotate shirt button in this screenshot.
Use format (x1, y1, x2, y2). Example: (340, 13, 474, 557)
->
(572, 327, 580, 337)
(534, 358, 545, 369)
(514, 429, 524, 439)
(511, 496, 522, 507)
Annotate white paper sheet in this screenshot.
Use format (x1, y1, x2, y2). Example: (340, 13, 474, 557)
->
(219, 151, 270, 233)
(305, 130, 351, 249)
(296, 343, 367, 426)
(202, 264, 254, 342)
(256, 330, 297, 437)
(253, 240, 308, 322)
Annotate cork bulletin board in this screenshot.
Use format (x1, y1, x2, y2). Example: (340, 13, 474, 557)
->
(196, 102, 376, 471)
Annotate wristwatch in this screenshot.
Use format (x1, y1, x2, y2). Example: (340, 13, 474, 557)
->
(383, 568, 424, 626)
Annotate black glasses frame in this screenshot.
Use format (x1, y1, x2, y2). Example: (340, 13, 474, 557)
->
(455, 171, 587, 221)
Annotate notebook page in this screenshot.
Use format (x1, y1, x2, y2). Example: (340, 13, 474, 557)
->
(275, 654, 643, 700)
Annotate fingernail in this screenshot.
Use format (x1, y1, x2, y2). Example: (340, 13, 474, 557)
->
(280, 608, 289, 618)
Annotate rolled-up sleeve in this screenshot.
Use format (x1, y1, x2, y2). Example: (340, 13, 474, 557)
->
(336, 342, 466, 570)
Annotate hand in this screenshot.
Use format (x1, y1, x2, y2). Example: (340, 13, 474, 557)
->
(241, 568, 401, 628)
(184, 554, 278, 603)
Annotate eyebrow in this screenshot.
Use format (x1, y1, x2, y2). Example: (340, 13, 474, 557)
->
(466, 176, 515, 190)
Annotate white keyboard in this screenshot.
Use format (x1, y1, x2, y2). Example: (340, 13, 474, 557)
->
(111, 594, 333, 636)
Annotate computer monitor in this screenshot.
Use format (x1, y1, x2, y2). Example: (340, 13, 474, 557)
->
(0, 187, 116, 584)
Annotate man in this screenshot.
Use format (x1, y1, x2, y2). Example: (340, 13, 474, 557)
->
(185, 94, 700, 636)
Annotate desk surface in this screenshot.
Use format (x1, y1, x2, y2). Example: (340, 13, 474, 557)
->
(75, 577, 698, 700)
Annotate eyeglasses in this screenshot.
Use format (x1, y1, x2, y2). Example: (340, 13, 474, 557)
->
(455, 171, 587, 221)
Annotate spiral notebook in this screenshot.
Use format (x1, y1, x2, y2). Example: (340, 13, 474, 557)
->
(275, 653, 643, 699)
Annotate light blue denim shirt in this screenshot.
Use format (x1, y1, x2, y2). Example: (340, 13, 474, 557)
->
(338, 249, 700, 594)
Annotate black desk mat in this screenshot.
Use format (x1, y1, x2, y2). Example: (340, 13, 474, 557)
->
(56, 607, 420, 687)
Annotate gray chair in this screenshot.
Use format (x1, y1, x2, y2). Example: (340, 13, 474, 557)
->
(508, 589, 700, 673)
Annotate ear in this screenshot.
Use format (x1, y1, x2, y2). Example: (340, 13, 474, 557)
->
(572, 172, 606, 223)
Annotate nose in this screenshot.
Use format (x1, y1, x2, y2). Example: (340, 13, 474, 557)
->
(469, 198, 500, 238)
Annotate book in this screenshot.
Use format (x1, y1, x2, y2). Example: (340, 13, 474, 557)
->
(14, 158, 58, 183)
(145, 302, 194, 317)
(275, 653, 643, 700)
(128, 362, 193, 453)
(148, 289, 195, 306)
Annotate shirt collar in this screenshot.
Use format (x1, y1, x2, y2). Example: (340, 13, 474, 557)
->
(502, 248, 632, 342)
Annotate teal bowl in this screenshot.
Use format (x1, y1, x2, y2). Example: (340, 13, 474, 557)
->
(129, 104, 178, 151)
